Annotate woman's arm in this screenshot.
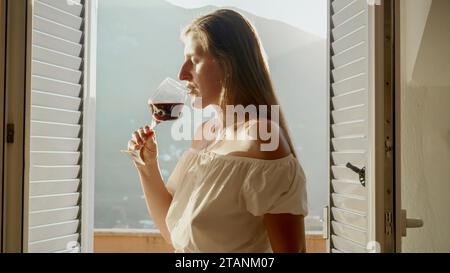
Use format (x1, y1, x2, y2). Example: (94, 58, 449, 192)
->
(243, 119, 307, 252)
(129, 125, 173, 245)
(134, 119, 214, 245)
(263, 214, 306, 253)
(137, 162, 173, 245)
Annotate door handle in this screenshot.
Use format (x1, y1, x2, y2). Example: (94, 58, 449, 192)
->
(345, 162, 366, 187)
(401, 209, 424, 237)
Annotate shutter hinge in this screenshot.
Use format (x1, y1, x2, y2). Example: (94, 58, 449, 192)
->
(385, 211, 393, 236)
(385, 138, 393, 157)
(7, 123, 14, 143)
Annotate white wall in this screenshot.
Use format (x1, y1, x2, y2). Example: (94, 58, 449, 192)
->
(400, 0, 450, 252)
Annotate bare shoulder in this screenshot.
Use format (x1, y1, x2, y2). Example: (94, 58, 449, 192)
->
(230, 118, 292, 160)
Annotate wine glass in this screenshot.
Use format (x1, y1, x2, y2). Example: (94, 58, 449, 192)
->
(121, 77, 187, 165)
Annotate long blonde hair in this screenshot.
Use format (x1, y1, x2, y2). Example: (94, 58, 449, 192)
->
(182, 9, 298, 158)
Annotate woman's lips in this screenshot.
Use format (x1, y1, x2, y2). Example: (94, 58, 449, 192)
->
(187, 88, 198, 96)
(186, 83, 200, 97)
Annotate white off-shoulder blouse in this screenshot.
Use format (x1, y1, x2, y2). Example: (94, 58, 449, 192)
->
(165, 147, 308, 253)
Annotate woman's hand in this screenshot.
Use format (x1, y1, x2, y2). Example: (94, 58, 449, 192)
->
(128, 124, 159, 167)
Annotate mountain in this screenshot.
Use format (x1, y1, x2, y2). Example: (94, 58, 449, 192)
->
(95, 0, 327, 228)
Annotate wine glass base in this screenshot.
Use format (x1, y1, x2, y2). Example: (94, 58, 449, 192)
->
(120, 149, 145, 166)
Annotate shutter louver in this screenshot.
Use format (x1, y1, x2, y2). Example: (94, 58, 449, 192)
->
(329, 0, 370, 253)
(29, 0, 84, 253)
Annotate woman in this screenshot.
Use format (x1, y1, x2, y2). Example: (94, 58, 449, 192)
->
(128, 9, 308, 253)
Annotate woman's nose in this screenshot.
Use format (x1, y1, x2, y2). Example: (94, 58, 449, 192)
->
(178, 63, 192, 81)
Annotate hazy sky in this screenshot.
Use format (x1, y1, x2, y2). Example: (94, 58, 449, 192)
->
(165, 0, 327, 37)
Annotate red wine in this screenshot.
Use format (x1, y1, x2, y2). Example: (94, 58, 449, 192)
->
(150, 103, 184, 122)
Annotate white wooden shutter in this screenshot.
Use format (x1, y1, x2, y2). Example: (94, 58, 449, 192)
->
(329, 0, 373, 253)
(28, 0, 85, 253)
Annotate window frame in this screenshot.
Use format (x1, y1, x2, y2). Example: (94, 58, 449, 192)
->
(0, 0, 6, 250)
(2, 0, 28, 253)
(80, 0, 98, 253)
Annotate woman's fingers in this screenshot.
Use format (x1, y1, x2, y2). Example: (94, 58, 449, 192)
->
(143, 124, 154, 139)
(132, 131, 143, 145)
(128, 126, 158, 163)
(128, 140, 140, 151)
(144, 129, 156, 147)
(131, 126, 155, 146)
(142, 127, 157, 154)
(138, 127, 146, 141)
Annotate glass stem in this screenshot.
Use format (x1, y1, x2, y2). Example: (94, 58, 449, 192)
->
(149, 118, 159, 130)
